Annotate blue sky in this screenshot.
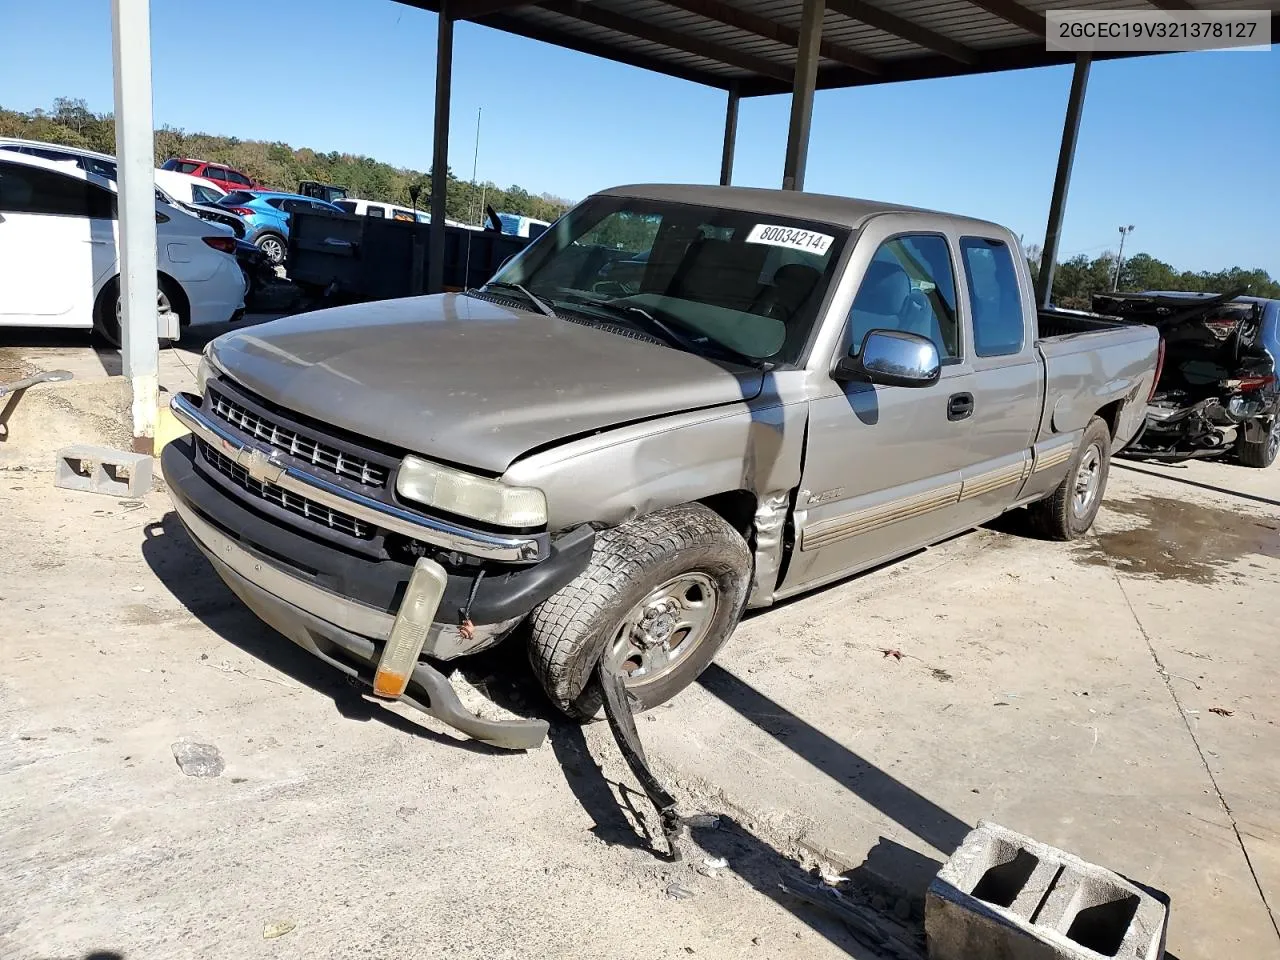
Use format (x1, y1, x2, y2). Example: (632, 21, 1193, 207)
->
(1, 0, 1276, 274)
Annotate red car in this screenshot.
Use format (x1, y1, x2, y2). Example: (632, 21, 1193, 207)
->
(161, 157, 261, 193)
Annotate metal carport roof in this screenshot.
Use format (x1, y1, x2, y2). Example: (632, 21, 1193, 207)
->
(398, 0, 1278, 95)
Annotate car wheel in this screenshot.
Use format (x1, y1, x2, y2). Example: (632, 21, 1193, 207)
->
(1028, 416, 1113, 541)
(1236, 416, 1279, 469)
(256, 234, 286, 266)
(528, 503, 751, 721)
(94, 277, 182, 349)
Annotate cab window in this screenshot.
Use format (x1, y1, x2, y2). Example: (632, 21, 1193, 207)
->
(960, 237, 1024, 357)
(847, 235, 959, 360)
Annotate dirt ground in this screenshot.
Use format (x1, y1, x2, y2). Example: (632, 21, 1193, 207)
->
(1, 327, 1278, 959)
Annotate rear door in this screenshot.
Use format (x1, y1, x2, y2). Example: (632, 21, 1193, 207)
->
(783, 222, 976, 592)
(950, 234, 1043, 525)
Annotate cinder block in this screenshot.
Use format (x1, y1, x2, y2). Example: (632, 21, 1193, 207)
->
(54, 445, 153, 497)
(926, 821, 1168, 960)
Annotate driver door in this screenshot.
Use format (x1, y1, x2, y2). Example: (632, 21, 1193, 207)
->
(782, 228, 978, 593)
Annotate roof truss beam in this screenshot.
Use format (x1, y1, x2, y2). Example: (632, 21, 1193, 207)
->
(658, 0, 881, 75)
(482, 8, 733, 86)
(963, 0, 1045, 36)
(536, 0, 795, 81)
(823, 0, 977, 63)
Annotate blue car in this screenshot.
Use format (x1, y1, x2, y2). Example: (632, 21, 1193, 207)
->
(215, 191, 344, 266)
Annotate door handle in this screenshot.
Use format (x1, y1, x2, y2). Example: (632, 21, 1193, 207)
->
(947, 392, 974, 421)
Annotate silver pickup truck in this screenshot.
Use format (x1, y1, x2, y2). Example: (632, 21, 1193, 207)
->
(163, 184, 1159, 749)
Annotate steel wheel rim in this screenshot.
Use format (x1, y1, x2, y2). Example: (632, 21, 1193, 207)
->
(116, 288, 173, 324)
(1072, 444, 1103, 516)
(1268, 419, 1280, 461)
(604, 572, 720, 684)
(260, 237, 283, 263)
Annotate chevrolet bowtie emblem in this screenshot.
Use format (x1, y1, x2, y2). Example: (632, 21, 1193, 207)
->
(236, 446, 285, 484)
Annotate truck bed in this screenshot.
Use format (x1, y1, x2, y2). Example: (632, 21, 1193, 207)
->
(1033, 307, 1161, 451)
(1036, 307, 1133, 341)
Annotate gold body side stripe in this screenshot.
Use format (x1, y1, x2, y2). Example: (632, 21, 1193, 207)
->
(1033, 443, 1074, 473)
(802, 482, 963, 551)
(959, 460, 1030, 502)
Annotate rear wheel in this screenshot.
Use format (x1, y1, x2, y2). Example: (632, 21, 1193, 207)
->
(1028, 416, 1112, 541)
(255, 233, 286, 266)
(1236, 416, 1279, 469)
(528, 503, 752, 720)
(92, 276, 182, 349)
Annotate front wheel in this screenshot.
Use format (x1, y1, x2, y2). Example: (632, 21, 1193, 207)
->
(1236, 416, 1279, 469)
(255, 233, 286, 266)
(528, 503, 752, 720)
(1028, 416, 1112, 541)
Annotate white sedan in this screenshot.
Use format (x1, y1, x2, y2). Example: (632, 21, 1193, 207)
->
(0, 152, 245, 346)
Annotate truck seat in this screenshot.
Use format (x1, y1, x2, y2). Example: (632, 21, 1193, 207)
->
(668, 238, 768, 312)
(849, 260, 911, 351)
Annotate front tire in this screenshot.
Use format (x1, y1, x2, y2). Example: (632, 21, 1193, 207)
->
(1029, 416, 1112, 541)
(1236, 416, 1279, 469)
(528, 503, 752, 720)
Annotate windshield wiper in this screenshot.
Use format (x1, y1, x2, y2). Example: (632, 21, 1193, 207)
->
(483, 281, 556, 318)
(568, 298, 765, 368)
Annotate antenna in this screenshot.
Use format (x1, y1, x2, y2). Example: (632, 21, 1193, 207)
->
(464, 106, 481, 287)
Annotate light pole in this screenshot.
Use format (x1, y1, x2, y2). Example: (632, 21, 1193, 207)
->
(1113, 224, 1135, 291)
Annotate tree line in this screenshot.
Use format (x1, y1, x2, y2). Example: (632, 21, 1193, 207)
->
(1025, 244, 1279, 308)
(0, 98, 572, 225)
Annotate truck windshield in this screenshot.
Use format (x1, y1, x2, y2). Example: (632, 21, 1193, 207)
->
(481, 195, 849, 365)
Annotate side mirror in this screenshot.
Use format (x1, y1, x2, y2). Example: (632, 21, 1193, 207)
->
(833, 329, 941, 388)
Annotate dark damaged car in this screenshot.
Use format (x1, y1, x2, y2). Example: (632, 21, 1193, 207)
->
(1092, 292, 1280, 467)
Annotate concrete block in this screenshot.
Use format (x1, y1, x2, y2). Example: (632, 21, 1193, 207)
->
(926, 820, 1168, 960)
(54, 445, 153, 497)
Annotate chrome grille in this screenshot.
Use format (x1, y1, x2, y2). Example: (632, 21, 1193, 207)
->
(198, 439, 374, 540)
(209, 389, 388, 487)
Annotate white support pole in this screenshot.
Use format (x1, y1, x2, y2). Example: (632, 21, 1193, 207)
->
(111, 0, 160, 454)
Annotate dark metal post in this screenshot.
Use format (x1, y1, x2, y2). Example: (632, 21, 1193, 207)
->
(1036, 53, 1091, 308)
(428, 0, 454, 294)
(720, 83, 739, 186)
(782, 0, 823, 191)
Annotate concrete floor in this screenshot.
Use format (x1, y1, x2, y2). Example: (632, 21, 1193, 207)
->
(1, 325, 1278, 959)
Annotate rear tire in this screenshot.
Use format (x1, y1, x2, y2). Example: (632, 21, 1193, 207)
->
(255, 233, 286, 266)
(92, 277, 122, 347)
(1236, 417, 1279, 469)
(93, 275, 184, 349)
(1028, 416, 1112, 541)
(528, 503, 751, 721)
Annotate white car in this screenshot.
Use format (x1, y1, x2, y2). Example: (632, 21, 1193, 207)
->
(154, 167, 227, 207)
(0, 152, 245, 346)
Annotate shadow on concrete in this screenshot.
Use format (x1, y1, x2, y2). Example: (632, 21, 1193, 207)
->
(697, 663, 971, 858)
(544, 709, 922, 957)
(140, 511, 504, 755)
(1115, 461, 1280, 509)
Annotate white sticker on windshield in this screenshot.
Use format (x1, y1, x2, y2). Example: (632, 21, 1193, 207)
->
(746, 223, 834, 255)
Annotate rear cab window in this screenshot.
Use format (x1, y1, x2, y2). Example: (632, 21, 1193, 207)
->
(959, 237, 1025, 357)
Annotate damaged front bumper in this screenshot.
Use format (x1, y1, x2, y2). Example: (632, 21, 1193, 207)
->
(160, 433, 594, 749)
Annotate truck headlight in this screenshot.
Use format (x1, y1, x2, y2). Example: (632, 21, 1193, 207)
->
(197, 353, 218, 395)
(396, 455, 547, 528)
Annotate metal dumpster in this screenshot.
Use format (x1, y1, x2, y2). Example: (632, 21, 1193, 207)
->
(287, 210, 534, 301)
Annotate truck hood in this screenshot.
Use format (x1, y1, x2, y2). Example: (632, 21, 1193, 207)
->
(208, 293, 764, 473)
